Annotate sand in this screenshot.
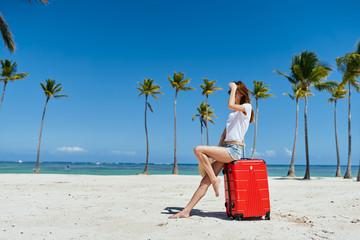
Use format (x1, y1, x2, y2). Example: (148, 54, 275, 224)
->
(0, 174, 359, 240)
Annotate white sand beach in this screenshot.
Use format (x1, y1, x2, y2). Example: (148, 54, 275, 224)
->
(1, 174, 359, 240)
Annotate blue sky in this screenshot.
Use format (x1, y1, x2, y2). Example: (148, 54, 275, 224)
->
(0, 0, 359, 166)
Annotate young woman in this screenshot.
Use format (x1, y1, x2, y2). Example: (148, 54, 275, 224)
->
(169, 81, 254, 219)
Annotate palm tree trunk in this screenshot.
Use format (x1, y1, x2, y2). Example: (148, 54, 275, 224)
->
(172, 90, 178, 174)
(35, 98, 49, 174)
(357, 157, 360, 181)
(344, 83, 352, 179)
(287, 99, 299, 177)
(143, 95, 149, 174)
(205, 95, 209, 146)
(304, 95, 310, 179)
(251, 98, 259, 159)
(0, 81, 8, 108)
(334, 100, 341, 177)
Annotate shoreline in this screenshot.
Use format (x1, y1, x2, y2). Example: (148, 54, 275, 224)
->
(1, 161, 359, 178)
(0, 173, 359, 179)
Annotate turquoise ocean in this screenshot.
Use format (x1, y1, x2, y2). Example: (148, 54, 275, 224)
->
(0, 161, 359, 177)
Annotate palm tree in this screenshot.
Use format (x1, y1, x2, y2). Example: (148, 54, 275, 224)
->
(136, 78, 163, 174)
(336, 41, 360, 179)
(327, 84, 348, 177)
(276, 51, 336, 179)
(1, 1, 48, 53)
(0, 59, 28, 108)
(168, 72, 195, 174)
(282, 83, 309, 177)
(200, 78, 222, 146)
(249, 80, 275, 159)
(35, 79, 68, 173)
(192, 102, 217, 146)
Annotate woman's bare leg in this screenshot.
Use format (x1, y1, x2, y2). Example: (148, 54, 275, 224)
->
(193, 146, 234, 197)
(169, 161, 224, 219)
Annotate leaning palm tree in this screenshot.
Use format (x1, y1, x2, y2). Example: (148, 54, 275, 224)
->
(192, 102, 217, 146)
(0, 59, 28, 108)
(136, 78, 163, 174)
(35, 79, 68, 173)
(200, 78, 222, 146)
(336, 41, 360, 179)
(276, 51, 336, 179)
(168, 72, 195, 174)
(1, 1, 48, 53)
(327, 84, 348, 177)
(282, 83, 309, 177)
(249, 80, 275, 159)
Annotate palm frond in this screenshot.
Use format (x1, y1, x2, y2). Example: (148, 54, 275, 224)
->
(0, 14, 15, 53)
(181, 78, 191, 85)
(292, 65, 305, 82)
(274, 70, 298, 84)
(350, 78, 360, 92)
(314, 81, 338, 92)
(40, 82, 46, 91)
(8, 72, 29, 81)
(24, 0, 48, 4)
(335, 56, 348, 73)
(54, 94, 69, 98)
(192, 114, 200, 121)
(151, 94, 163, 101)
(308, 66, 332, 84)
(283, 93, 295, 100)
(147, 102, 153, 112)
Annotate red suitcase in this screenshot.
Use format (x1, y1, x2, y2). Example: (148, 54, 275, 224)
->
(223, 159, 270, 220)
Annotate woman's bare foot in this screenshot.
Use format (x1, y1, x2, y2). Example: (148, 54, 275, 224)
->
(212, 177, 221, 197)
(168, 211, 190, 219)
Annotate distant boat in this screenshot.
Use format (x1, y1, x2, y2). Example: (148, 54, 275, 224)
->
(65, 165, 70, 170)
(18, 160, 23, 163)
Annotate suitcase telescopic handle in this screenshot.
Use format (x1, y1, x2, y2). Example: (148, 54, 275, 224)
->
(225, 164, 233, 217)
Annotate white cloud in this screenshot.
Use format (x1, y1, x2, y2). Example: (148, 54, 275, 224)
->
(111, 150, 136, 156)
(56, 147, 87, 153)
(265, 150, 276, 157)
(250, 149, 275, 157)
(284, 148, 292, 156)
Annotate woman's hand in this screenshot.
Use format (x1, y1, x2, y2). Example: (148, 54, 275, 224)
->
(229, 82, 237, 91)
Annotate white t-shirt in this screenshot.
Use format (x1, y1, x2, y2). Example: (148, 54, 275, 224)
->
(224, 103, 252, 143)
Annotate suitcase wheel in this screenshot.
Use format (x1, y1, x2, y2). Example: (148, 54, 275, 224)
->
(234, 214, 243, 221)
(265, 211, 270, 220)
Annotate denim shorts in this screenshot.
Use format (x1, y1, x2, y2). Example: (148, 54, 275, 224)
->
(221, 144, 242, 160)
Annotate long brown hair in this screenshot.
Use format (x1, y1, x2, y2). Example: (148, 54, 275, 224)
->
(233, 81, 255, 123)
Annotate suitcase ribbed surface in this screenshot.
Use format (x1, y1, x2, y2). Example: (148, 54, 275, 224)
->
(224, 159, 270, 219)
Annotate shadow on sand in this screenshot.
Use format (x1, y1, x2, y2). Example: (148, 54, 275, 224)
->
(272, 177, 324, 181)
(162, 207, 264, 221)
